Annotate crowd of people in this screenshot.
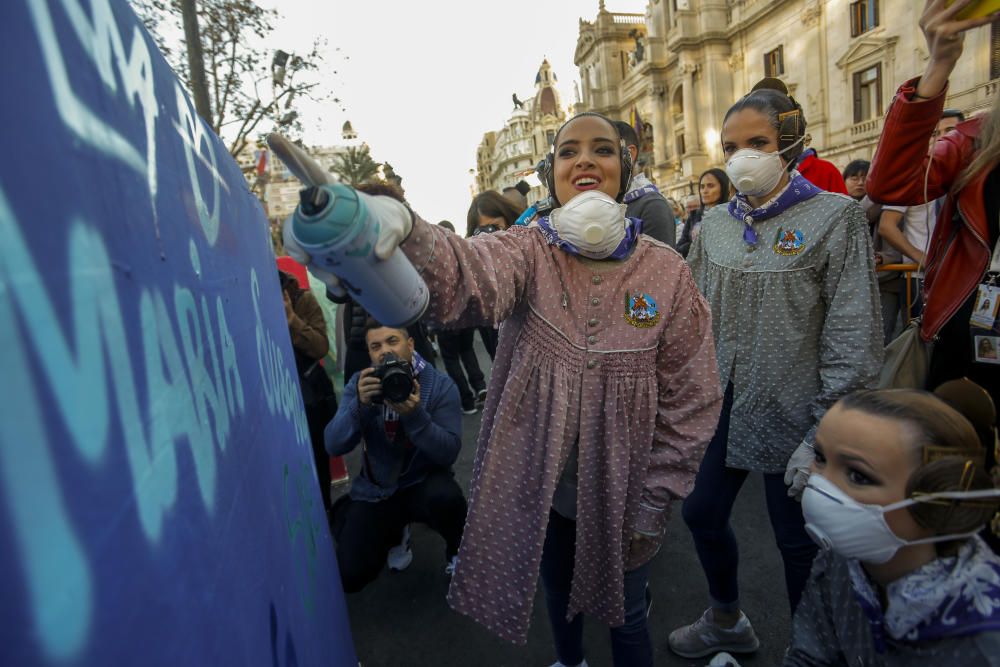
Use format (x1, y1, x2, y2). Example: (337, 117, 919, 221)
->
(277, 3, 1000, 665)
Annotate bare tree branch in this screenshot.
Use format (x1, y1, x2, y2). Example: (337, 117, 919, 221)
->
(132, 0, 333, 157)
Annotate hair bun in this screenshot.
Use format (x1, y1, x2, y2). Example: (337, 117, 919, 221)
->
(751, 77, 790, 96)
(934, 379, 997, 452)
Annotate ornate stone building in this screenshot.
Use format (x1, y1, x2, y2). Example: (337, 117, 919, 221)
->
(576, 0, 1000, 199)
(475, 59, 569, 202)
(235, 122, 364, 224)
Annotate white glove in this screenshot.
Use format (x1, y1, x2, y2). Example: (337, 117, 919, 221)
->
(784, 441, 814, 501)
(280, 189, 413, 299)
(362, 192, 413, 261)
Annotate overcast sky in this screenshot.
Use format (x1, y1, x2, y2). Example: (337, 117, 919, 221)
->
(259, 0, 646, 223)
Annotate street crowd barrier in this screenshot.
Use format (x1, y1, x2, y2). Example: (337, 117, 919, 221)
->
(0, 0, 357, 664)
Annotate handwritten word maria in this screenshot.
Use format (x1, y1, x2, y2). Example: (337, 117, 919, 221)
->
(0, 194, 307, 661)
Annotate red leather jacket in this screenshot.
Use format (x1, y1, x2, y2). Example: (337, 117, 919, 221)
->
(867, 78, 995, 342)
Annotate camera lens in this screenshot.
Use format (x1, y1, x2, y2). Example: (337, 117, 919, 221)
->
(375, 352, 414, 404)
(381, 370, 413, 403)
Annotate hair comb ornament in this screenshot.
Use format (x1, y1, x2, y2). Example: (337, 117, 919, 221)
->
(922, 445, 985, 466)
(960, 460, 976, 493)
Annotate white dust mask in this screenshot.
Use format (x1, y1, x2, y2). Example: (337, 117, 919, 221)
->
(549, 190, 628, 259)
(802, 473, 997, 564)
(725, 135, 805, 197)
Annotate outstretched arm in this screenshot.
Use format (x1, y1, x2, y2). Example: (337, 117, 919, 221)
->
(867, 1, 996, 204)
(399, 217, 538, 330)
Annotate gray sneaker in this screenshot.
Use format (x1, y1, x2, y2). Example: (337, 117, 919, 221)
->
(667, 609, 760, 659)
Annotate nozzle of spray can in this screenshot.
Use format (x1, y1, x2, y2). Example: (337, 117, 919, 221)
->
(299, 186, 330, 217)
(290, 183, 428, 328)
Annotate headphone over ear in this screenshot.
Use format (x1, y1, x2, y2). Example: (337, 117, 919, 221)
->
(540, 112, 634, 206)
(750, 77, 806, 164)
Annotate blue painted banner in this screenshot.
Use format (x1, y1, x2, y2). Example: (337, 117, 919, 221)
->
(0, 0, 357, 665)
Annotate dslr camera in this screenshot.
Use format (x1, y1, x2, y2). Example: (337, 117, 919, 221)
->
(372, 352, 415, 404)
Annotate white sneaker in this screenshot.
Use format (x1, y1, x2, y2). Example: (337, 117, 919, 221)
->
(547, 661, 588, 667)
(444, 555, 458, 576)
(386, 524, 413, 571)
(709, 652, 743, 667)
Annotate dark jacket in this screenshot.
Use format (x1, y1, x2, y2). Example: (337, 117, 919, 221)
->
(677, 209, 703, 258)
(325, 361, 461, 501)
(283, 283, 329, 373)
(627, 193, 676, 247)
(867, 77, 996, 343)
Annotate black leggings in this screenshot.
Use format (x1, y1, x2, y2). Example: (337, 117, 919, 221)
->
(330, 469, 467, 593)
(438, 329, 485, 406)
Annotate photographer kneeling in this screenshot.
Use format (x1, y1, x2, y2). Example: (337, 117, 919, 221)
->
(326, 318, 466, 593)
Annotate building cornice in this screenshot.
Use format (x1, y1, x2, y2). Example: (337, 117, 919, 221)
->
(666, 31, 731, 52)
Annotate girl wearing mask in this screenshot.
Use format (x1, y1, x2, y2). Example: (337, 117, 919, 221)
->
(787, 388, 1000, 665)
(671, 79, 883, 659)
(285, 111, 722, 667)
(677, 168, 732, 258)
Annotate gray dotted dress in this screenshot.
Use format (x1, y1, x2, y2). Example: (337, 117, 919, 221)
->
(687, 191, 883, 473)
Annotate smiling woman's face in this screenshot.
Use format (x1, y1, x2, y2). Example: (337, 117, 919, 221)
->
(552, 115, 622, 206)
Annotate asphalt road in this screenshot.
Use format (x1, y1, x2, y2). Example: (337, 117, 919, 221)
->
(335, 342, 790, 667)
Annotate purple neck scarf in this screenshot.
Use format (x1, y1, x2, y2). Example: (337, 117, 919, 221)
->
(846, 538, 1000, 653)
(410, 351, 427, 375)
(623, 174, 660, 204)
(623, 184, 659, 204)
(727, 171, 820, 245)
(623, 175, 661, 204)
(535, 214, 644, 261)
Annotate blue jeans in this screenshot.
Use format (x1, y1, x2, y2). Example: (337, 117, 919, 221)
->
(681, 385, 817, 615)
(540, 510, 653, 667)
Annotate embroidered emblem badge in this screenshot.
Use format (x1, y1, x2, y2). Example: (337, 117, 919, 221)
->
(773, 227, 805, 256)
(624, 291, 661, 328)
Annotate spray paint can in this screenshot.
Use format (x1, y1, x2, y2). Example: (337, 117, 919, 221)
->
(291, 183, 429, 328)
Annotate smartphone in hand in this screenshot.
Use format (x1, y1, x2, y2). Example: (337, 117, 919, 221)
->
(946, 0, 1000, 20)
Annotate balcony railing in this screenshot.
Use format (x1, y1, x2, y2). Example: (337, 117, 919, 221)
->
(611, 12, 644, 24)
(850, 118, 882, 137)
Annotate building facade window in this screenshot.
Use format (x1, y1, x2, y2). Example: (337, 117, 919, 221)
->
(992, 20, 1000, 80)
(764, 46, 784, 77)
(853, 63, 883, 123)
(850, 1, 879, 37)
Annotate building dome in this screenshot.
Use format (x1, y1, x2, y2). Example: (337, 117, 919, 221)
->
(539, 88, 557, 116)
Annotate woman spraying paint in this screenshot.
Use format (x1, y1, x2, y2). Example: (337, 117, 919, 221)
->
(282, 112, 722, 667)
